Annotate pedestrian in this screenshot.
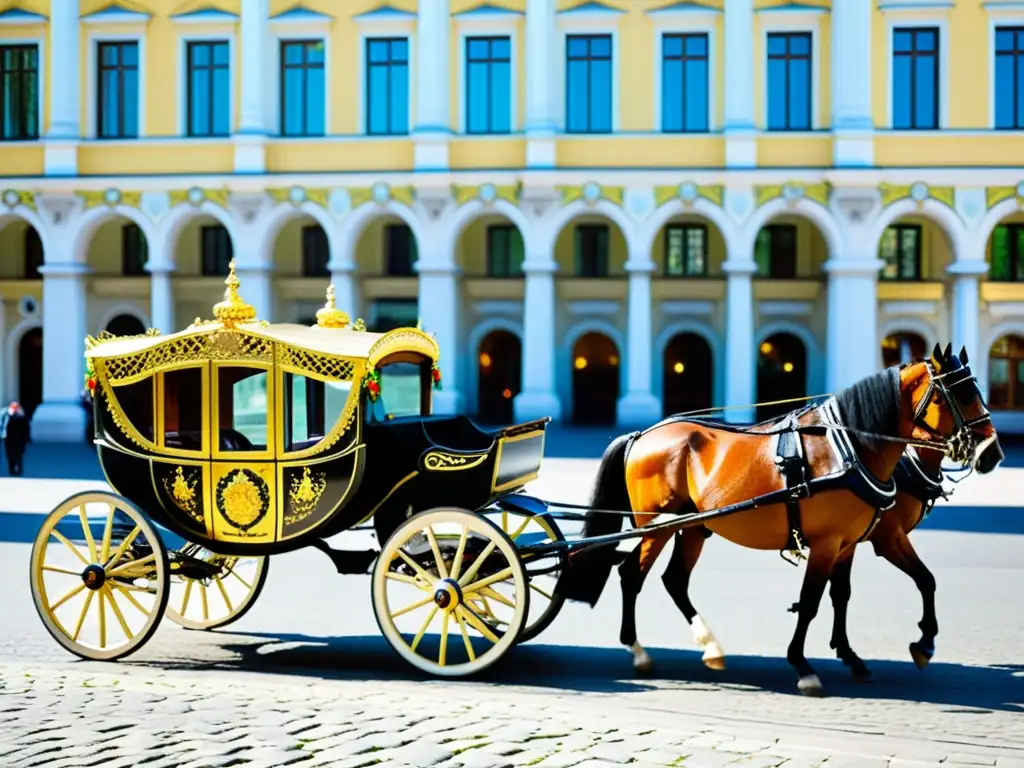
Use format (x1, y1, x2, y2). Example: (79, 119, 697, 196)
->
(0, 400, 30, 476)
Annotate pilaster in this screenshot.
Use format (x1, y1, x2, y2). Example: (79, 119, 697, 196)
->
(823, 257, 883, 391)
(722, 258, 756, 423)
(45, 0, 80, 176)
(514, 257, 562, 422)
(235, 0, 270, 173)
(524, 0, 557, 168)
(948, 260, 987, 385)
(724, 0, 756, 168)
(831, 0, 874, 166)
(414, 0, 451, 170)
(618, 260, 662, 426)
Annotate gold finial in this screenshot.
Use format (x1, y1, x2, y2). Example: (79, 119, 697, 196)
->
(212, 260, 257, 327)
(315, 284, 350, 329)
(353, 318, 367, 332)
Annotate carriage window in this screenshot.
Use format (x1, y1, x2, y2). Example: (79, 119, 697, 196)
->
(369, 362, 425, 421)
(283, 372, 352, 451)
(217, 367, 269, 451)
(163, 367, 204, 450)
(109, 379, 154, 442)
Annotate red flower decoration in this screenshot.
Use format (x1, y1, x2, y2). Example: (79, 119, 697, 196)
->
(368, 380, 380, 395)
(363, 368, 383, 403)
(431, 365, 443, 391)
(86, 377, 97, 393)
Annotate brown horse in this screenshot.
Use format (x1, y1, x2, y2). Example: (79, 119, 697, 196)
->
(554, 345, 1002, 696)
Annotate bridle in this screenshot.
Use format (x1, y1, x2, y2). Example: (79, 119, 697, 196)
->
(911, 359, 993, 466)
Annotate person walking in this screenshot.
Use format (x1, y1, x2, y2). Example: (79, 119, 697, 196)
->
(0, 401, 30, 476)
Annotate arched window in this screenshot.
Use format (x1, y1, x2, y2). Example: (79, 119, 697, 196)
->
(988, 334, 1024, 410)
(881, 332, 927, 368)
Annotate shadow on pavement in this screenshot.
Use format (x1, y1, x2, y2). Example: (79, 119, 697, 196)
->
(123, 630, 1024, 713)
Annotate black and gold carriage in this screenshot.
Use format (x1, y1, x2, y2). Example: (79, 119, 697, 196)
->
(29, 263, 563, 676)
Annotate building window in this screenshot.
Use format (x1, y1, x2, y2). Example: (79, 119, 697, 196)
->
(0, 44, 39, 140)
(892, 27, 939, 130)
(995, 27, 1024, 130)
(879, 224, 922, 281)
(97, 41, 140, 139)
(201, 225, 233, 276)
(371, 298, 418, 333)
(280, 40, 325, 137)
(122, 224, 148, 276)
(466, 36, 511, 134)
(990, 224, 1024, 281)
(186, 40, 230, 137)
(566, 34, 612, 134)
(303, 224, 329, 277)
(385, 224, 417, 276)
(661, 33, 708, 133)
(24, 227, 42, 279)
(665, 225, 707, 277)
(988, 334, 1024, 410)
(766, 32, 811, 131)
(754, 225, 797, 279)
(366, 37, 409, 136)
(575, 225, 609, 277)
(487, 225, 524, 277)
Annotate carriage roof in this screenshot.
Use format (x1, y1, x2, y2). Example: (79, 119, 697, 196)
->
(85, 263, 439, 382)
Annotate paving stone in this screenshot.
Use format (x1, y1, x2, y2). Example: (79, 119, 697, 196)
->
(946, 755, 999, 766)
(387, 741, 455, 765)
(454, 752, 515, 768)
(820, 757, 891, 768)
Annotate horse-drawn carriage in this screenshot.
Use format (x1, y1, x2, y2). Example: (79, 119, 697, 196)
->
(29, 261, 1003, 691)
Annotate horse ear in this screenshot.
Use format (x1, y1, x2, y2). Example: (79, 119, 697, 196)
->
(931, 343, 943, 367)
(960, 345, 970, 365)
(943, 342, 953, 361)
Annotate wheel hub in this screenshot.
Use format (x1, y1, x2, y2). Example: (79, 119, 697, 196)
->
(81, 564, 106, 591)
(432, 578, 463, 612)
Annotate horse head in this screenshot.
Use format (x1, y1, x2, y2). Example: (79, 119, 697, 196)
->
(901, 343, 1003, 474)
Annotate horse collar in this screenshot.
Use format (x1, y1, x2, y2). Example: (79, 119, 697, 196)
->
(819, 398, 898, 511)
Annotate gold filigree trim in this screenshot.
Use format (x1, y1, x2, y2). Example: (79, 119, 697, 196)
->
(367, 328, 439, 368)
(423, 451, 489, 472)
(163, 466, 201, 521)
(285, 467, 328, 525)
(216, 469, 269, 532)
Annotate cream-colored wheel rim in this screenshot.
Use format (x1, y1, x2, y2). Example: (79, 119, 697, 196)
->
(30, 491, 169, 661)
(372, 508, 529, 677)
(166, 547, 268, 631)
(482, 509, 564, 643)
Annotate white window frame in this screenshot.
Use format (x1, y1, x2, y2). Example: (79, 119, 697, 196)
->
(648, 6, 720, 133)
(174, 18, 236, 139)
(354, 10, 417, 138)
(757, 7, 825, 133)
(84, 19, 149, 140)
(879, 2, 952, 130)
(985, 3, 1024, 130)
(556, 5, 624, 134)
(454, 9, 521, 135)
(0, 34, 44, 142)
(269, 12, 333, 138)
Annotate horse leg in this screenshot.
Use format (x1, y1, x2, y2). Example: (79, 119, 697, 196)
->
(661, 527, 726, 670)
(619, 530, 672, 673)
(827, 549, 873, 683)
(787, 539, 842, 696)
(875, 530, 938, 669)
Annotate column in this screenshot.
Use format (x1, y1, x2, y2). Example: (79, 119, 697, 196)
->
(617, 261, 662, 426)
(831, 0, 874, 166)
(949, 260, 987, 386)
(417, 264, 463, 414)
(0, 299, 7, 404)
(824, 258, 881, 392)
(149, 269, 175, 335)
(31, 263, 90, 442)
(235, 0, 270, 173)
(44, 0, 80, 176)
(327, 229, 360, 322)
(723, 261, 756, 423)
(724, 0, 756, 168)
(525, 0, 557, 168)
(234, 264, 274, 323)
(414, 0, 450, 169)
(514, 258, 562, 421)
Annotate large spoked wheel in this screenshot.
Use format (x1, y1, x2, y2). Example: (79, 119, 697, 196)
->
(29, 491, 170, 661)
(372, 507, 529, 677)
(484, 508, 566, 643)
(165, 545, 268, 631)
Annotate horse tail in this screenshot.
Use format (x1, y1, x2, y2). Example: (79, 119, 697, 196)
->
(554, 431, 637, 606)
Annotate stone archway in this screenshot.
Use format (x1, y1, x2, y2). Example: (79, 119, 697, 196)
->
(756, 332, 806, 422)
(881, 331, 927, 368)
(18, 327, 42, 419)
(571, 332, 619, 425)
(477, 330, 522, 425)
(105, 313, 146, 337)
(662, 332, 713, 417)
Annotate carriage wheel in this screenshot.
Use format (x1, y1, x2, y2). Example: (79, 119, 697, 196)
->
(483, 509, 565, 643)
(165, 547, 268, 631)
(372, 507, 529, 677)
(29, 491, 170, 661)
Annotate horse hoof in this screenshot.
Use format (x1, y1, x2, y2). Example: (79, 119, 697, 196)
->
(851, 667, 874, 684)
(797, 674, 824, 696)
(909, 642, 932, 671)
(633, 658, 654, 674)
(702, 653, 727, 671)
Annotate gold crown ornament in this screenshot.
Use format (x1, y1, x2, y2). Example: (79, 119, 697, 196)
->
(315, 284, 350, 329)
(213, 261, 257, 328)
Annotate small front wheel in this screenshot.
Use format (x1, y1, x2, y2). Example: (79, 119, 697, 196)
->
(30, 491, 170, 661)
(372, 508, 529, 677)
(165, 547, 268, 631)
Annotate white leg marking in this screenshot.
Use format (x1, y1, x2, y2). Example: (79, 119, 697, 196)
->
(798, 674, 823, 696)
(628, 641, 654, 672)
(692, 614, 727, 670)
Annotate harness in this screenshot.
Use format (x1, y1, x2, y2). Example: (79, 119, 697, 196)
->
(893, 447, 947, 528)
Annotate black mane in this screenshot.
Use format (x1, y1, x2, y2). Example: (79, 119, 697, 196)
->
(834, 366, 902, 452)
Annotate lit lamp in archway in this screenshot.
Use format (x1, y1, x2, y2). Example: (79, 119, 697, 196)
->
(673, 361, 685, 374)
(760, 341, 773, 355)
(783, 362, 794, 373)
(574, 356, 588, 370)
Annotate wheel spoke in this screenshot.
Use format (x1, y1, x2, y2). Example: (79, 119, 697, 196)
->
(424, 526, 447, 580)
(71, 590, 94, 642)
(438, 612, 450, 666)
(111, 583, 148, 615)
(396, 548, 436, 584)
(107, 553, 156, 578)
(229, 567, 252, 591)
(385, 571, 430, 589)
(50, 529, 90, 567)
(79, 506, 98, 564)
(454, 611, 476, 661)
(98, 591, 107, 648)
(409, 605, 438, 653)
(448, 526, 469, 582)
(50, 583, 86, 612)
(103, 587, 133, 641)
(457, 540, 497, 587)
(507, 516, 532, 542)
(200, 584, 209, 621)
(180, 580, 193, 615)
(529, 581, 554, 601)
(391, 594, 435, 619)
(104, 526, 141, 569)
(474, 585, 515, 609)
(214, 576, 233, 612)
(462, 565, 514, 595)
(456, 604, 500, 644)
(42, 565, 82, 577)
(100, 505, 115, 562)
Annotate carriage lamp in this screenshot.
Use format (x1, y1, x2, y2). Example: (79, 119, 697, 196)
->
(783, 362, 795, 373)
(574, 356, 588, 370)
(673, 362, 685, 374)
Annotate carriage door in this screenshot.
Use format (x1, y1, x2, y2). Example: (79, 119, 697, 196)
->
(209, 361, 278, 545)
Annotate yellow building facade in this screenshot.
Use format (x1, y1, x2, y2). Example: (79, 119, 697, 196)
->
(2, 0, 1024, 440)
